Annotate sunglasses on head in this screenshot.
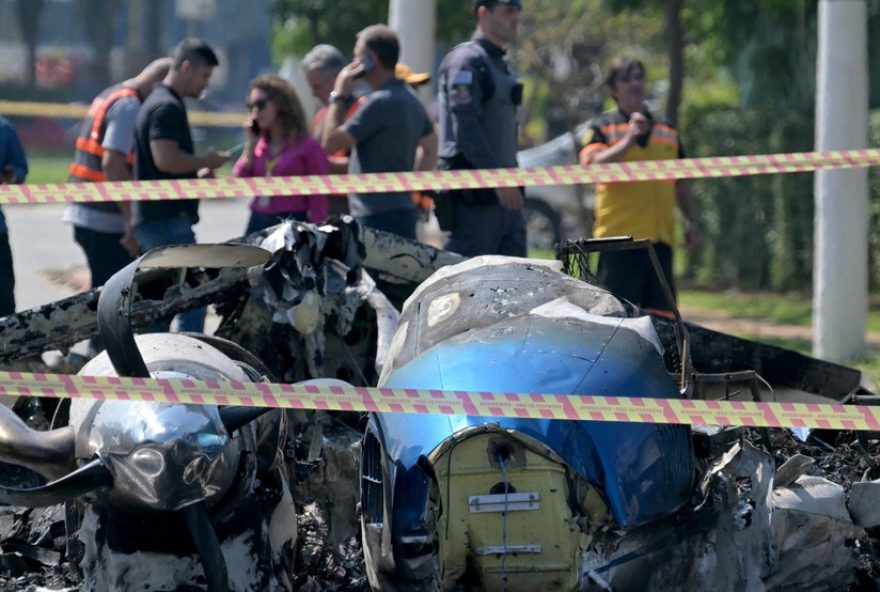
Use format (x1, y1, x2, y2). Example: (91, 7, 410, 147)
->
(247, 98, 268, 111)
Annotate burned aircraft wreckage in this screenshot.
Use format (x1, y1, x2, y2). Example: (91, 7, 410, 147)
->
(0, 217, 877, 590)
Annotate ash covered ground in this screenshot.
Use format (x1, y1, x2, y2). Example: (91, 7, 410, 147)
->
(2, 419, 880, 590)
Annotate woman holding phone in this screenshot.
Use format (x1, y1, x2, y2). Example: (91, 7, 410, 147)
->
(234, 74, 329, 233)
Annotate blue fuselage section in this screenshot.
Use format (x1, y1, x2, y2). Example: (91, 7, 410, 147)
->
(378, 314, 693, 531)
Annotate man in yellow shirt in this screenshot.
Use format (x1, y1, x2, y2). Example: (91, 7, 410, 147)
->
(580, 57, 701, 314)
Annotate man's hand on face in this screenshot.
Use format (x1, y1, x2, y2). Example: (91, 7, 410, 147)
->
(496, 186, 523, 210)
(626, 112, 650, 140)
(333, 62, 363, 98)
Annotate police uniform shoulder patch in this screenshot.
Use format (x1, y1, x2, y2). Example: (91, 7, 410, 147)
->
(452, 71, 473, 86)
(451, 70, 473, 99)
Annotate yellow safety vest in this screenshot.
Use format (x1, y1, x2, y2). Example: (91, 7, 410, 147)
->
(581, 115, 680, 245)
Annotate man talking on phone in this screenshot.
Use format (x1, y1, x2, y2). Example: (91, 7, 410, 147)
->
(321, 25, 437, 239)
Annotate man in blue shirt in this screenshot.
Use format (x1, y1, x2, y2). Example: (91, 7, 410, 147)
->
(0, 115, 28, 317)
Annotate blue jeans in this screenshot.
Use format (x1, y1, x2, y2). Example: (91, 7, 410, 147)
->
(133, 217, 205, 333)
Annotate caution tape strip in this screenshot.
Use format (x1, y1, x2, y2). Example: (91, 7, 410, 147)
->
(1, 148, 878, 206)
(1, 371, 878, 431)
(0, 99, 245, 127)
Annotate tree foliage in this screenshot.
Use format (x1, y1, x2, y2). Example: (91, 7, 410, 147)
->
(15, 0, 45, 88)
(76, 0, 121, 89)
(268, 0, 472, 60)
(516, 0, 667, 136)
(679, 1, 880, 291)
(264, 0, 880, 292)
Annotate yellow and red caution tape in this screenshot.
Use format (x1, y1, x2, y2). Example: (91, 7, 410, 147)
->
(0, 99, 245, 127)
(1, 371, 878, 431)
(1, 148, 878, 207)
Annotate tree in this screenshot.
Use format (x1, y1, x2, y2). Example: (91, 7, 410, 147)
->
(678, 1, 820, 291)
(269, 0, 392, 59)
(77, 0, 121, 89)
(268, 0, 472, 62)
(517, 1, 668, 137)
(16, 0, 45, 88)
(664, 0, 684, 126)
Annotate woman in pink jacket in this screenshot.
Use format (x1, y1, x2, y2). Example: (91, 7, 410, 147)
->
(234, 74, 329, 233)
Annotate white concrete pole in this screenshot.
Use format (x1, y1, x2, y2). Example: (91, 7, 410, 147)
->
(389, 0, 437, 104)
(814, 0, 869, 361)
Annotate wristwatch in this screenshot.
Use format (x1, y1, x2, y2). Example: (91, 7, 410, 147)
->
(328, 91, 351, 104)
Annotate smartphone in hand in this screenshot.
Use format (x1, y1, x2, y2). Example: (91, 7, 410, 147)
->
(355, 55, 374, 79)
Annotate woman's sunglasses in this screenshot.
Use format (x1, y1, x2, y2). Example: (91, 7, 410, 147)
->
(247, 98, 269, 111)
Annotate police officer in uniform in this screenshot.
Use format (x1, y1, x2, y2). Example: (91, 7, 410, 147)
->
(437, 0, 526, 257)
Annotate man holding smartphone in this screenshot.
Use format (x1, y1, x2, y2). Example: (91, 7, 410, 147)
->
(132, 38, 229, 332)
(321, 25, 437, 240)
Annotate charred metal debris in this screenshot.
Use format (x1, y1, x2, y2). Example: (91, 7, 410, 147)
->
(0, 228, 878, 590)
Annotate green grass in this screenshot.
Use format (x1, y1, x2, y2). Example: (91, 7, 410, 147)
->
(26, 154, 238, 185)
(732, 332, 880, 386)
(27, 154, 70, 184)
(528, 247, 555, 260)
(853, 355, 880, 387)
(679, 289, 880, 334)
(681, 289, 880, 383)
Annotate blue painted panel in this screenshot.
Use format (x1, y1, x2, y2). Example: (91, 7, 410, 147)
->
(378, 315, 693, 529)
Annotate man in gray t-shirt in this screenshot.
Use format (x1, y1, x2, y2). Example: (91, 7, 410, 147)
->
(64, 58, 171, 291)
(321, 25, 436, 240)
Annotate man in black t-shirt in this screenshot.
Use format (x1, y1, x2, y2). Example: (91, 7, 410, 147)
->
(132, 38, 229, 332)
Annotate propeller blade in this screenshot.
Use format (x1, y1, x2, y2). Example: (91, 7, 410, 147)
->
(182, 501, 229, 592)
(0, 459, 112, 507)
(219, 406, 272, 433)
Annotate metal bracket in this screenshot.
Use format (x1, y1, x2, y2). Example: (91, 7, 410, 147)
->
(468, 492, 540, 513)
(474, 544, 542, 556)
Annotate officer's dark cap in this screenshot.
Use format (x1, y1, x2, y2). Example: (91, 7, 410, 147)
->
(474, 0, 523, 13)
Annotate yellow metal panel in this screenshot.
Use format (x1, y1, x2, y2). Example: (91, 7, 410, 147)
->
(434, 433, 595, 591)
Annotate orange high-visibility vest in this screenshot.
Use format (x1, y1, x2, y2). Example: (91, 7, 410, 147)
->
(580, 111, 681, 245)
(68, 86, 138, 190)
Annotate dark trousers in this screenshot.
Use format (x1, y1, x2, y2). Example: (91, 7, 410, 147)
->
(597, 242, 676, 311)
(73, 226, 134, 288)
(357, 208, 417, 240)
(73, 227, 134, 353)
(0, 232, 14, 317)
(445, 202, 527, 257)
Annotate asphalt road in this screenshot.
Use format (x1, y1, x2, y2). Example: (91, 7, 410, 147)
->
(5, 197, 252, 311)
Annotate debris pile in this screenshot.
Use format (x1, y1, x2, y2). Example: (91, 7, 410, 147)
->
(291, 503, 368, 592)
(2, 230, 880, 590)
